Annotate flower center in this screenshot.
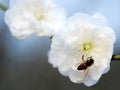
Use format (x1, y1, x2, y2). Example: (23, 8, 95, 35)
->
(73, 41, 94, 53)
(83, 42, 93, 51)
(34, 10, 44, 21)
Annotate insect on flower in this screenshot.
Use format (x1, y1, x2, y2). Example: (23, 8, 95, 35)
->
(77, 55, 94, 70)
(77, 55, 94, 76)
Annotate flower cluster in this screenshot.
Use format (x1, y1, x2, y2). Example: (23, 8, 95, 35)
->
(4, 0, 116, 86)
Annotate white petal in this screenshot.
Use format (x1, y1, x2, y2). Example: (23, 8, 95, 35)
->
(83, 73, 98, 86)
(67, 12, 107, 28)
(48, 36, 65, 67)
(58, 65, 70, 76)
(69, 70, 84, 83)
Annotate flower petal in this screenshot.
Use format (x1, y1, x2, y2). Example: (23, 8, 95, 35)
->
(69, 70, 84, 83)
(83, 73, 98, 86)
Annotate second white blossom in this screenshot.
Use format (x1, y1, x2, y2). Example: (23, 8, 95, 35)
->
(5, 0, 66, 39)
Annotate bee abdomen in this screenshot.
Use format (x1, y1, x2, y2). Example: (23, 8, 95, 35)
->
(77, 64, 87, 70)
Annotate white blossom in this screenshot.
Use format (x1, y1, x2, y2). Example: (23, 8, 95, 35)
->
(48, 12, 116, 86)
(5, 0, 66, 39)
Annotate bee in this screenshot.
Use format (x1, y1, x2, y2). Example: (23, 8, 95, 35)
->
(77, 55, 94, 76)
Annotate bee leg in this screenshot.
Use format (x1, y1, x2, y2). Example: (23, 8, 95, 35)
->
(75, 55, 85, 67)
(82, 55, 85, 62)
(83, 68, 89, 77)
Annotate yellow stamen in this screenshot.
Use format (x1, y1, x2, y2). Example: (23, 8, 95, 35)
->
(83, 42, 93, 51)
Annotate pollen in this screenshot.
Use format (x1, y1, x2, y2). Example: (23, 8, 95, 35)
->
(83, 42, 93, 51)
(73, 41, 94, 54)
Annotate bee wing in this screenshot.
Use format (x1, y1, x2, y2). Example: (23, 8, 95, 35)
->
(83, 67, 89, 77)
(75, 62, 81, 67)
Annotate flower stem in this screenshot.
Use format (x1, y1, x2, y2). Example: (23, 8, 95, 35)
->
(112, 55, 120, 61)
(50, 36, 53, 43)
(0, 3, 8, 11)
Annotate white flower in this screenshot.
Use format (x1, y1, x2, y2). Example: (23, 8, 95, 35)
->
(48, 12, 116, 86)
(5, 0, 66, 39)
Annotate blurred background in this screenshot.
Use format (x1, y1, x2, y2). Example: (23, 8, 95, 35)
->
(0, 0, 120, 90)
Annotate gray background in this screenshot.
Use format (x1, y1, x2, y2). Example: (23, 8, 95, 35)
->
(0, 0, 120, 90)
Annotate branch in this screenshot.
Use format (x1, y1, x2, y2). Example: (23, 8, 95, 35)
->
(0, 3, 8, 11)
(112, 55, 120, 61)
